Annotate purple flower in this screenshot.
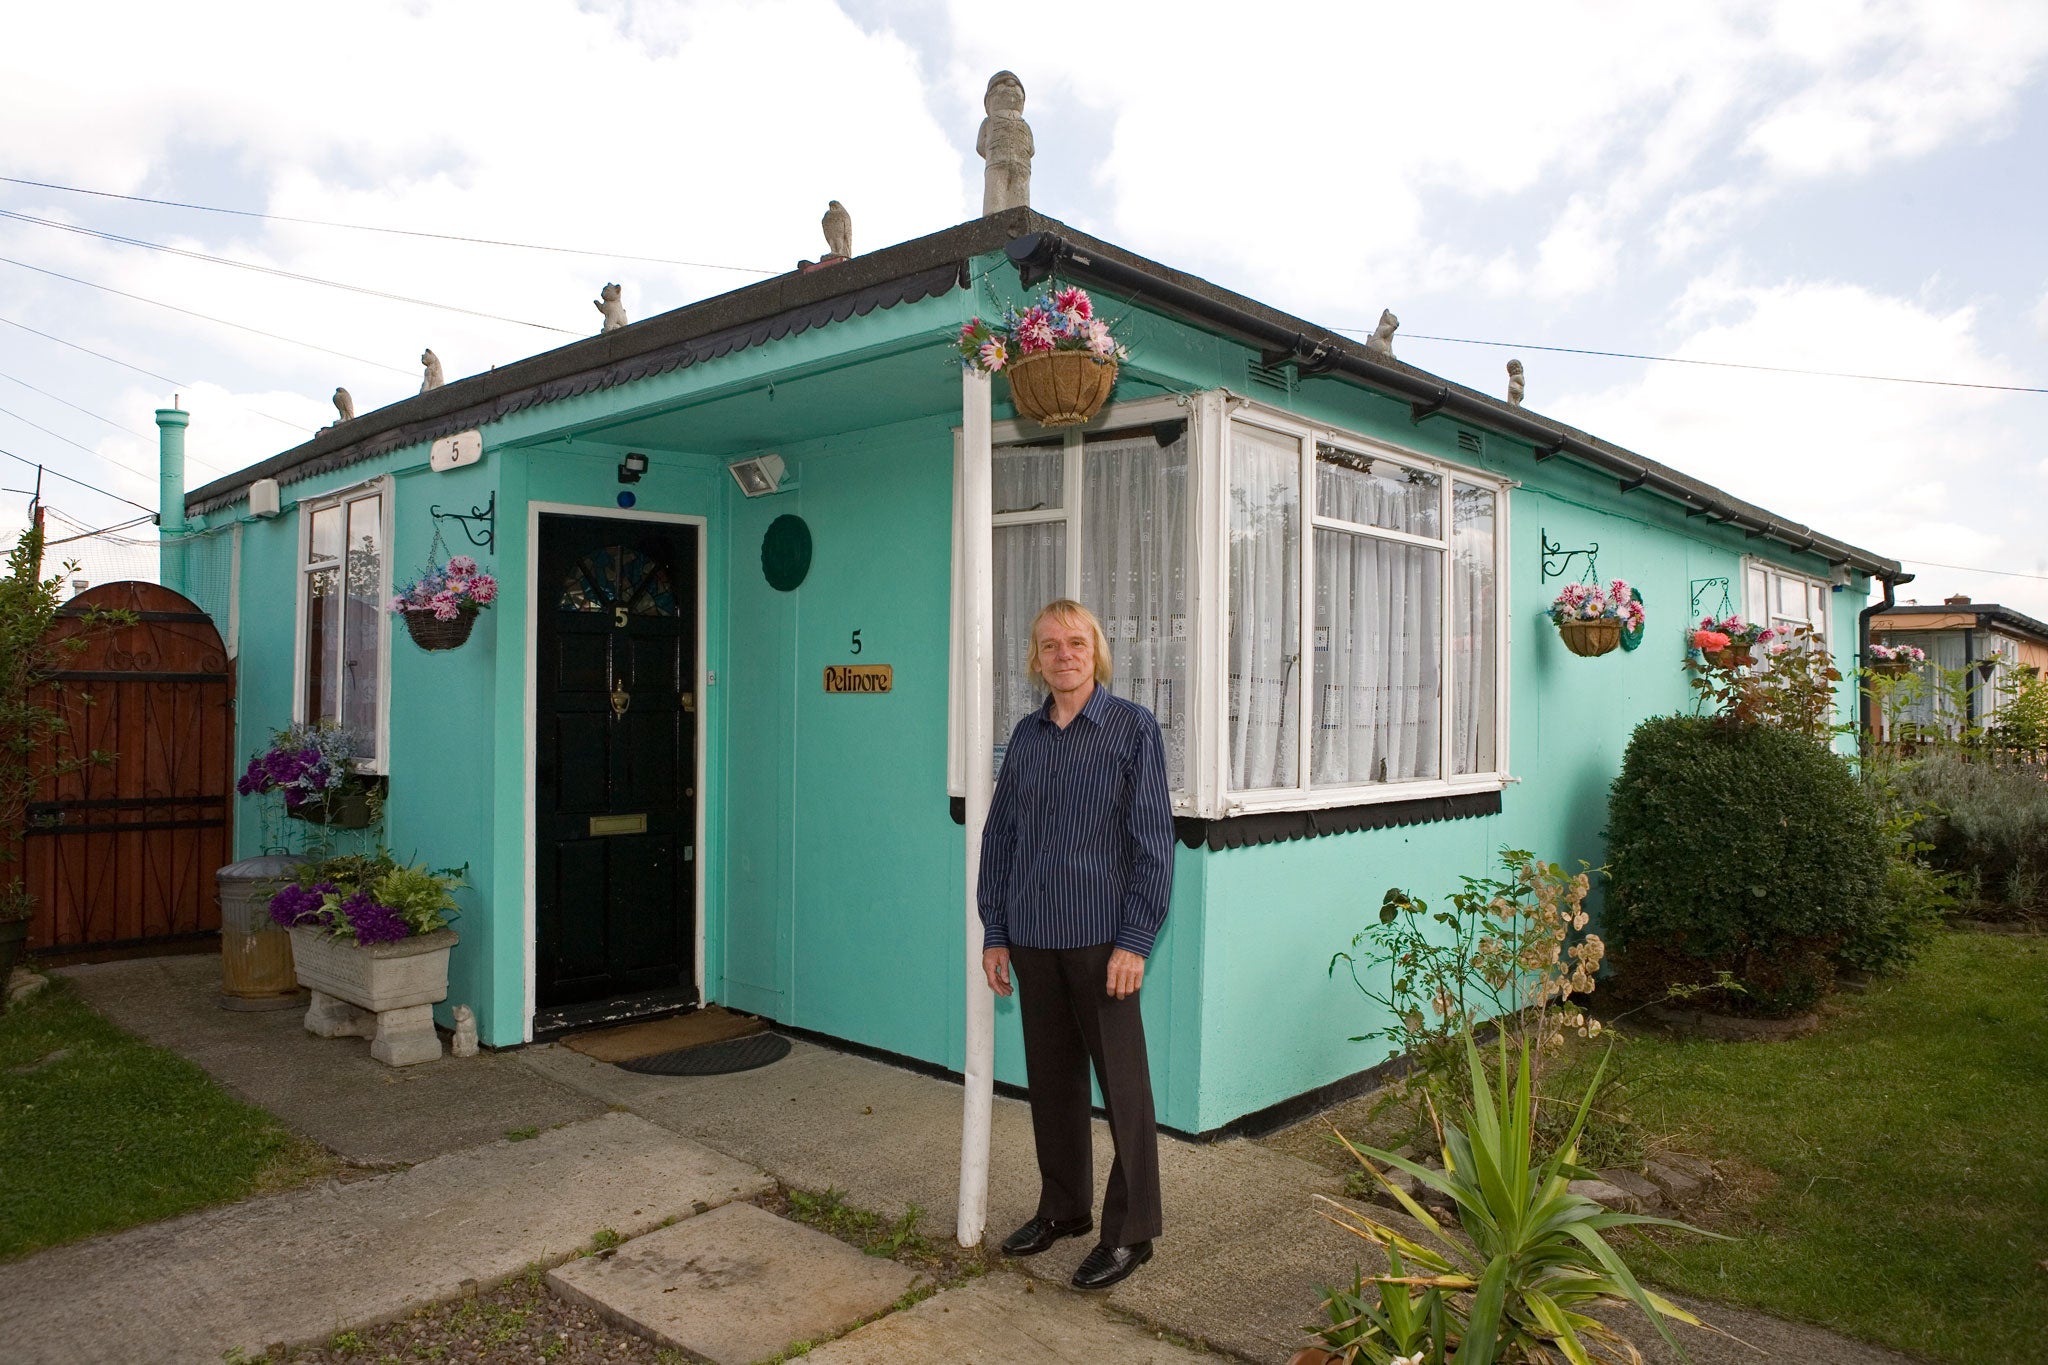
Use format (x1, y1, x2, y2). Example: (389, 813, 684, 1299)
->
(268, 881, 336, 929)
(340, 891, 409, 945)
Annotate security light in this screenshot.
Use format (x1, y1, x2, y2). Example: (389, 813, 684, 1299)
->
(617, 451, 649, 484)
(728, 453, 787, 498)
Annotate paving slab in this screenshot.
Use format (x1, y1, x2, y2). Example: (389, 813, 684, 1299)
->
(549, 1200, 919, 1365)
(805, 1269, 1219, 1363)
(520, 1040, 1922, 1365)
(62, 953, 604, 1164)
(0, 1112, 771, 1365)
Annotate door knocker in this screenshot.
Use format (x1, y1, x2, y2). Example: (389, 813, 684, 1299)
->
(610, 686, 631, 719)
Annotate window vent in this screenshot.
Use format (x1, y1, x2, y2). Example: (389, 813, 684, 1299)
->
(1247, 360, 1296, 393)
(1456, 429, 1484, 456)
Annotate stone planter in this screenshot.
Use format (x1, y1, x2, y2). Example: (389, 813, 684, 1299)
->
(289, 926, 457, 1066)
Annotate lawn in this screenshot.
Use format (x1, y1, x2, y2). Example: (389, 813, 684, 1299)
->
(0, 976, 332, 1259)
(1604, 929, 2048, 1365)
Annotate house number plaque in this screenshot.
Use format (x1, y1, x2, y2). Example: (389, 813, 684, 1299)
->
(823, 664, 893, 694)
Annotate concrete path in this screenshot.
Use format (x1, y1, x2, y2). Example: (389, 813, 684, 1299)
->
(805, 1272, 1219, 1364)
(0, 1111, 768, 1364)
(550, 1200, 919, 1364)
(18, 957, 1919, 1364)
(64, 955, 603, 1165)
(519, 1039, 1921, 1365)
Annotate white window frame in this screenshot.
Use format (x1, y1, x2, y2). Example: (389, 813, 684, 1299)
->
(291, 475, 394, 773)
(1216, 401, 1510, 816)
(1743, 557, 1831, 649)
(950, 394, 1203, 809)
(949, 391, 1511, 821)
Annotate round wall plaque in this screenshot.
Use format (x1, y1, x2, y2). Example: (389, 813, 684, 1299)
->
(762, 514, 812, 592)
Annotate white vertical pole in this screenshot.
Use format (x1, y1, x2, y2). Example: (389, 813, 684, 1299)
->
(956, 366, 996, 1247)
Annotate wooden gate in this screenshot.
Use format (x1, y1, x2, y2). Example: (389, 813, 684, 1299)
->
(19, 583, 234, 952)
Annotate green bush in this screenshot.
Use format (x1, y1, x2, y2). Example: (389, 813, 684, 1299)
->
(1895, 751, 2048, 917)
(1606, 715, 1888, 1015)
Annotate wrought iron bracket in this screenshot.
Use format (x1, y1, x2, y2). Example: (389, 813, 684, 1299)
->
(1690, 577, 1732, 620)
(1541, 528, 1598, 583)
(430, 490, 496, 554)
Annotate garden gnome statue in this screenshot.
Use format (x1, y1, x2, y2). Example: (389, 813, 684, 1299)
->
(420, 348, 444, 394)
(1364, 309, 1399, 362)
(450, 1004, 478, 1058)
(332, 387, 355, 422)
(977, 70, 1034, 216)
(1506, 358, 1525, 406)
(821, 200, 852, 259)
(594, 283, 628, 332)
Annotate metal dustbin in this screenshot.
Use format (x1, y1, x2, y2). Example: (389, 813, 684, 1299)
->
(218, 855, 306, 1011)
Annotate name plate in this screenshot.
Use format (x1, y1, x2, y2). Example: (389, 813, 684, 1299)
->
(823, 664, 893, 694)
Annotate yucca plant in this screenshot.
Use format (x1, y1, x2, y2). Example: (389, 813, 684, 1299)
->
(1311, 1033, 1722, 1365)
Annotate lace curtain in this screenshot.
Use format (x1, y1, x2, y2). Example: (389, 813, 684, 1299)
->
(991, 432, 1190, 790)
(1311, 452, 1441, 785)
(1229, 426, 1301, 790)
(1450, 483, 1498, 774)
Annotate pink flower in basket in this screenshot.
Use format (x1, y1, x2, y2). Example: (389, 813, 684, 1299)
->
(1054, 286, 1091, 322)
(977, 338, 1007, 372)
(1014, 307, 1056, 354)
(467, 575, 498, 606)
(430, 590, 461, 621)
(447, 555, 478, 579)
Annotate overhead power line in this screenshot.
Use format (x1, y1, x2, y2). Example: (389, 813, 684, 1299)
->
(0, 445, 158, 515)
(0, 403, 160, 479)
(0, 314, 311, 434)
(0, 256, 417, 376)
(0, 368, 148, 437)
(1900, 557, 2048, 584)
(0, 207, 576, 335)
(43, 507, 157, 545)
(1363, 328, 2047, 396)
(1, 173, 780, 276)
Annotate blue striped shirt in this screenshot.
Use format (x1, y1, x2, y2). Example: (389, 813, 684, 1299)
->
(977, 685, 1175, 957)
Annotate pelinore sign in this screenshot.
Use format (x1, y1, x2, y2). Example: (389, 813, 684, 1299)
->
(822, 665, 893, 694)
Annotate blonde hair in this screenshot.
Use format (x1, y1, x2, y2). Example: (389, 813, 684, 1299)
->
(1026, 598, 1114, 690)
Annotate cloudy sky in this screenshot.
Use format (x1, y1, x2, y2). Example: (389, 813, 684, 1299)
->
(3, 0, 2045, 613)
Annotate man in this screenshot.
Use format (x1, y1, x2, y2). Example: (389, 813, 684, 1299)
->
(978, 598, 1174, 1291)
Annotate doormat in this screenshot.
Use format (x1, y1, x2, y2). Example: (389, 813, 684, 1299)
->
(620, 1032, 792, 1076)
(561, 1005, 766, 1064)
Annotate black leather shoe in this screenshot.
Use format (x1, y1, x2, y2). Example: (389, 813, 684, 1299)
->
(1000, 1214, 1093, 1257)
(1071, 1239, 1153, 1290)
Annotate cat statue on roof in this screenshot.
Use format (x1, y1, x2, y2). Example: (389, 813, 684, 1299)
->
(594, 283, 628, 333)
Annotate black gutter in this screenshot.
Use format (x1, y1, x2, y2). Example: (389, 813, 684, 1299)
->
(1858, 571, 1912, 741)
(1007, 233, 1901, 582)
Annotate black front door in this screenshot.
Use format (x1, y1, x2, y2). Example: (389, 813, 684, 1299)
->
(536, 515, 698, 1010)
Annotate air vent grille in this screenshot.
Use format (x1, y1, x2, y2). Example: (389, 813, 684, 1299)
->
(1456, 429, 1484, 455)
(1247, 360, 1296, 393)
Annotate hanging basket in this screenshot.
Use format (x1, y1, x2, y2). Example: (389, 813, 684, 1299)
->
(1558, 618, 1622, 658)
(285, 778, 384, 829)
(1706, 644, 1755, 670)
(1869, 657, 1913, 677)
(401, 608, 480, 652)
(1004, 351, 1117, 427)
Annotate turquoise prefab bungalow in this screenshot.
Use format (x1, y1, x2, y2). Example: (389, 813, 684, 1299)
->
(182, 209, 1901, 1137)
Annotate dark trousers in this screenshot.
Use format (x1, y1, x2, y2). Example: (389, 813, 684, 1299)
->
(1009, 941, 1163, 1246)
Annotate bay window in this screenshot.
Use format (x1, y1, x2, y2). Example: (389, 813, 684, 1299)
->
(1229, 416, 1502, 804)
(953, 393, 1507, 822)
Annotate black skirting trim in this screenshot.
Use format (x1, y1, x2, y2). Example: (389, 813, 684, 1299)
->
(950, 785, 1499, 847)
(951, 789, 1502, 848)
(1183, 789, 1502, 850)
